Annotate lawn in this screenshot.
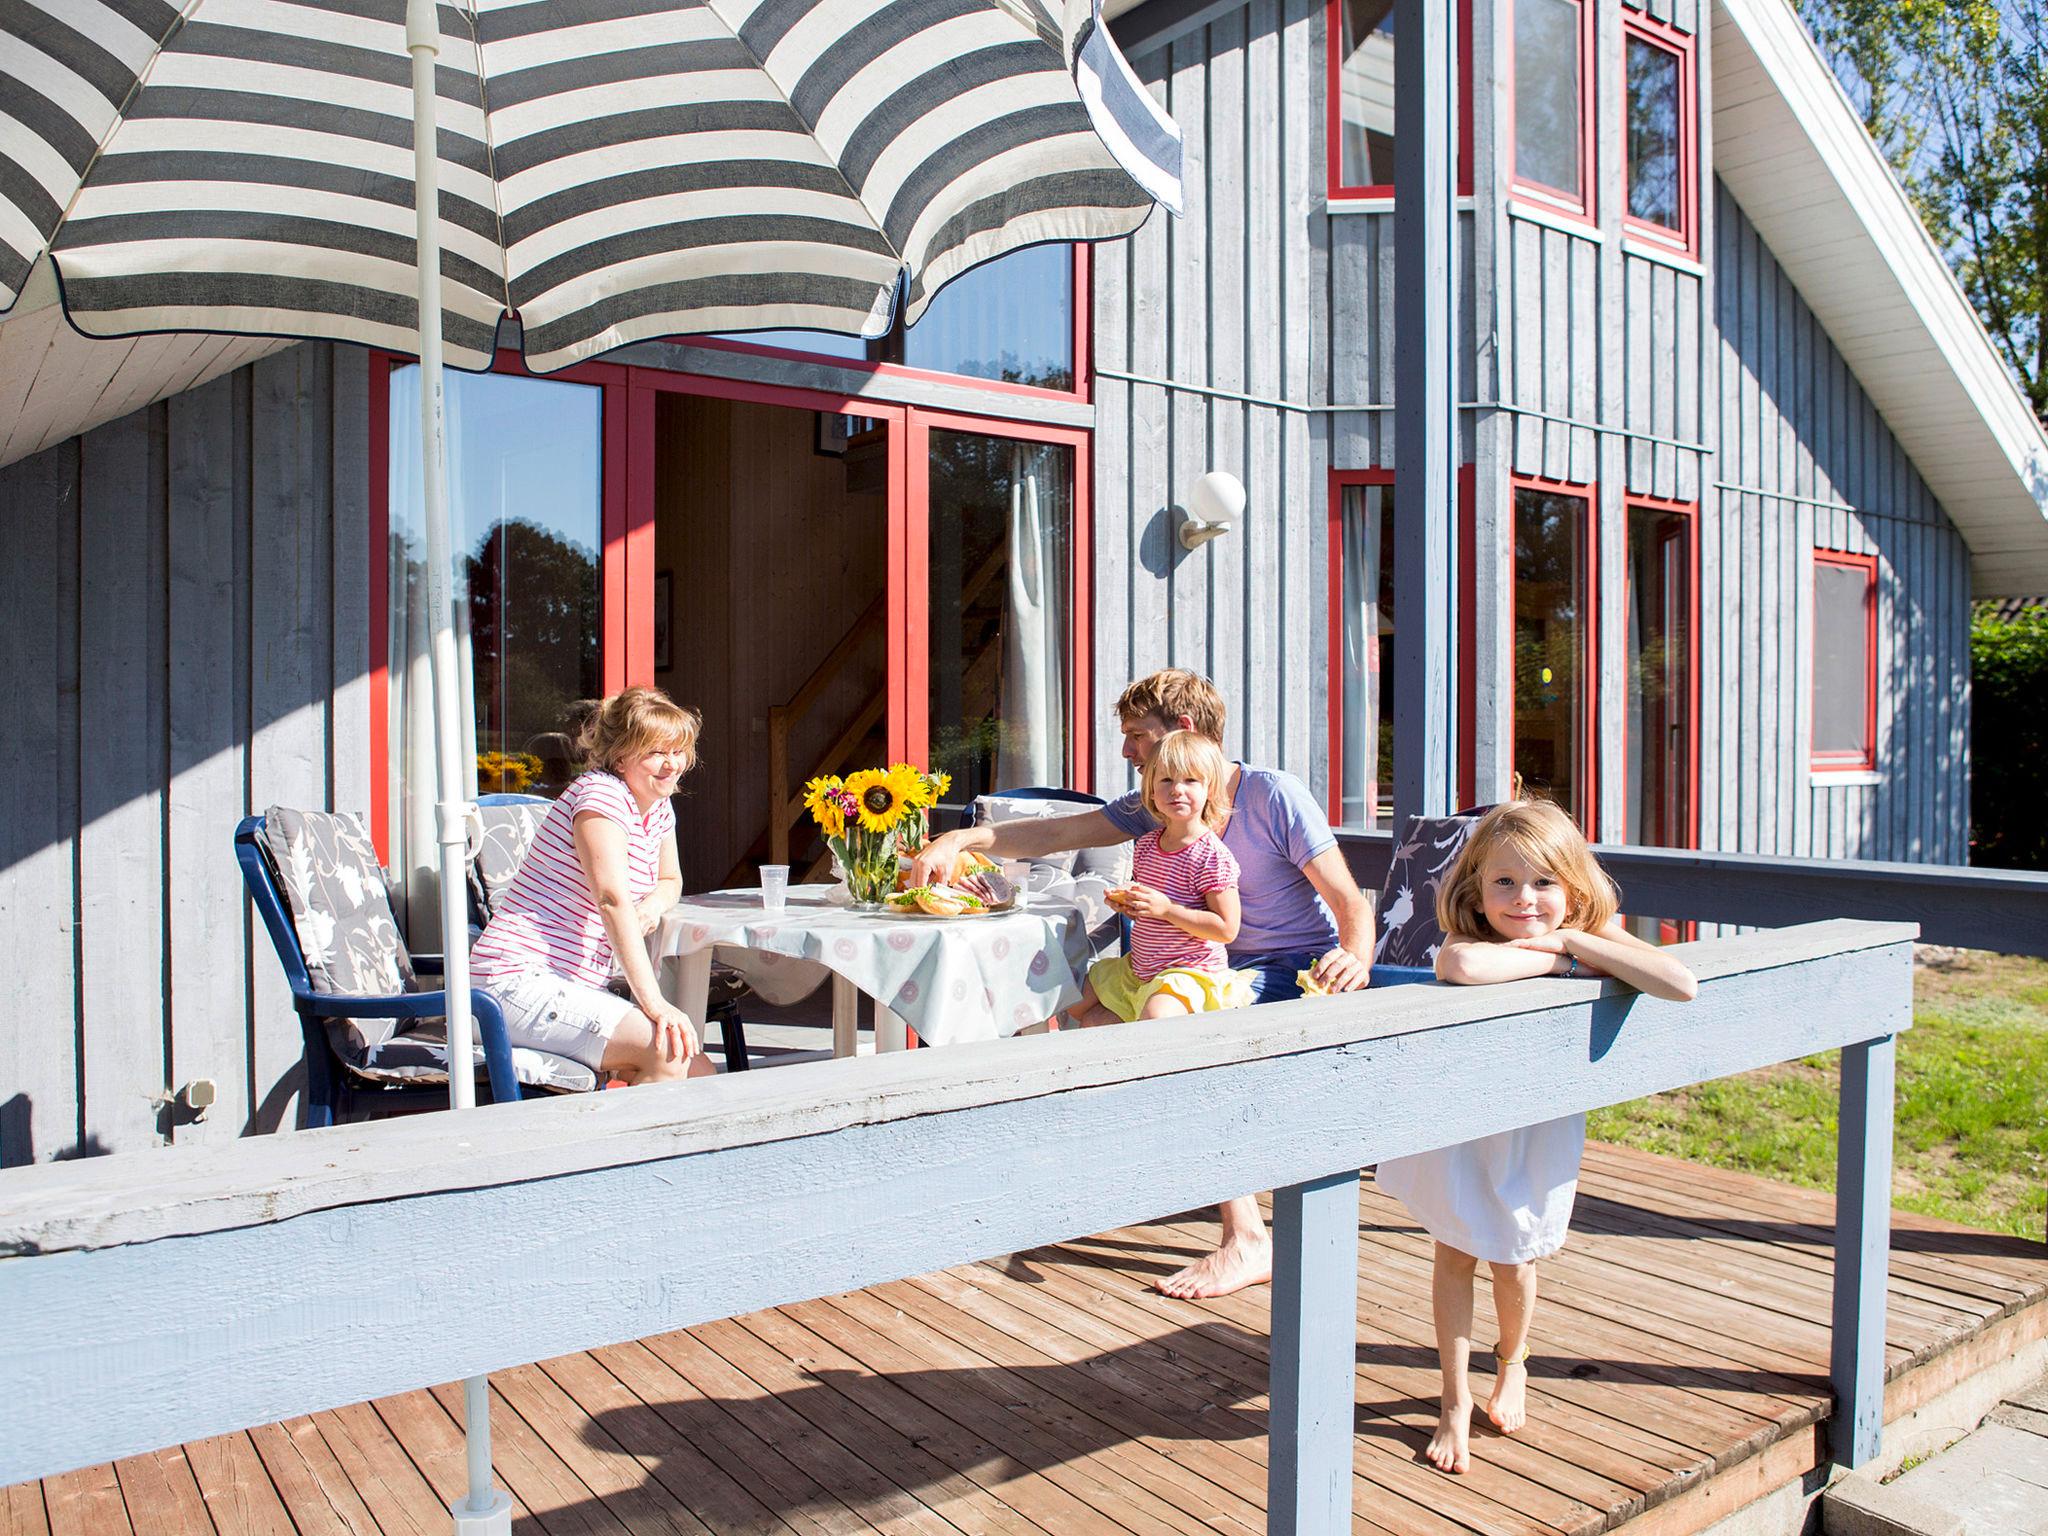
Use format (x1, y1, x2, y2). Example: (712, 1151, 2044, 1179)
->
(1588, 948, 2048, 1239)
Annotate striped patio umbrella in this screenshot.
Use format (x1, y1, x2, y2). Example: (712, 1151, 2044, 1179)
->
(0, 2, 1178, 1528)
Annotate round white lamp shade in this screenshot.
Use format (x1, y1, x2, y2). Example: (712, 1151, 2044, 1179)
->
(1182, 470, 1244, 548)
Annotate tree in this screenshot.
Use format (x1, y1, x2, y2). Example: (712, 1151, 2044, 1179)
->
(1970, 602, 2048, 867)
(1799, 1, 2047, 422)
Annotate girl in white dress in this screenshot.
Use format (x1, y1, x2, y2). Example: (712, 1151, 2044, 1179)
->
(1375, 801, 1697, 1476)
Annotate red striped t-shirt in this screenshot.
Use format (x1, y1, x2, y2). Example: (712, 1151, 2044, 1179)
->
(471, 772, 673, 989)
(1128, 828, 1240, 979)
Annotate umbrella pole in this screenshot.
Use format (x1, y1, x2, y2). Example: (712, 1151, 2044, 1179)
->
(408, 4, 511, 1533)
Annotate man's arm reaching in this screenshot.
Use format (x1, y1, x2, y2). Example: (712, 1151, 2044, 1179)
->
(908, 807, 1129, 885)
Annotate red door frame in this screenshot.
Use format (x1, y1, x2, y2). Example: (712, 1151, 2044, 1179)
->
(1505, 472, 1600, 831)
(905, 409, 1096, 792)
(1621, 493, 1701, 851)
(1811, 547, 1880, 774)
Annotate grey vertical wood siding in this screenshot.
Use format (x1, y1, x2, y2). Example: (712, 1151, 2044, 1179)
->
(0, 343, 368, 1165)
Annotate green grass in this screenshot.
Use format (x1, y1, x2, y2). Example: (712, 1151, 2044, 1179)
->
(1587, 950, 2048, 1240)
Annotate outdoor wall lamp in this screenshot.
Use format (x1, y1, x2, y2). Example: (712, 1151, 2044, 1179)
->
(1179, 470, 1243, 550)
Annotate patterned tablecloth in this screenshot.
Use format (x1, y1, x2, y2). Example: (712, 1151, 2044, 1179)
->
(652, 884, 1098, 1046)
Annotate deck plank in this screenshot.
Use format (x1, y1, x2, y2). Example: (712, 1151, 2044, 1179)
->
(10, 1145, 2048, 1536)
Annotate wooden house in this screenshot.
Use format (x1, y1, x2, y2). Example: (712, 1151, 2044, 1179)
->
(2, 0, 2045, 1164)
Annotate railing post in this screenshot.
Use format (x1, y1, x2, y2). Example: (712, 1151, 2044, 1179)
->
(1268, 1170, 1359, 1534)
(1830, 1034, 1895, 1471)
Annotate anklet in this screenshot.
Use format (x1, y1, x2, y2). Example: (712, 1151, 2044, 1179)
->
(1496, 1344, 1530, 1366)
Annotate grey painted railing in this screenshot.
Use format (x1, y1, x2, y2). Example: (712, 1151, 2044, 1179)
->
(0, 920, 1911, 1526)
(1338, 830, 2048, 956)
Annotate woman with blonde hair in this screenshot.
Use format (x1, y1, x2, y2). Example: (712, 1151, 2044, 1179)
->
(471, 687, 714, 1085)
(1376, 800, 1696, 1475)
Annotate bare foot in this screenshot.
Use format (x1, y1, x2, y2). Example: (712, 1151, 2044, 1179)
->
(1486, 1355, 1528, 1434)
(1425, 1397, 1472, 1474)
(1155, 1234, 1274, 1299)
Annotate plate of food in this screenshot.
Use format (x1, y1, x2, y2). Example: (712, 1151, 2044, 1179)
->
(884, 852, 1018, 917)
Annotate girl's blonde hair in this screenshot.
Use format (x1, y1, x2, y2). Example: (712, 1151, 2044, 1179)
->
(1141, 730, 1232, 832)
(1436, 800, 1618, 939)
(578, 687, 701, 784)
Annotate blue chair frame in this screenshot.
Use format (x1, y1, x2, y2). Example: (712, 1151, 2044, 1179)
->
(235, 815, 523, 1127)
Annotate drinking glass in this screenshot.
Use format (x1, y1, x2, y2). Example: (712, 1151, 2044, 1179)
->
(759, 863, 789, 912)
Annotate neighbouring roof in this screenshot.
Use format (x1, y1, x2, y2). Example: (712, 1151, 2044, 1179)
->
(1712, 0, 2048, 596)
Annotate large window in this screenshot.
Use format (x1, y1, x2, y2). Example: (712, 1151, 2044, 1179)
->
(1513, 481, 1594, 824)
(711, 244, 1078, 393)
(1512, 0, 1593, 217)
(383, 365, 604, 900)
(1623, 501, 1695, 846)
(1813, 549, 1878, 772)
(1333, 476, 1396, 827)
(1331, 0, 1398, 193)
(926, 429, 1076, 799)
(1623, 13, 1696, 255)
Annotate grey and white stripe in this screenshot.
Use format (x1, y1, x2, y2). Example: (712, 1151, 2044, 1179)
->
(0, 0, 1180, 371)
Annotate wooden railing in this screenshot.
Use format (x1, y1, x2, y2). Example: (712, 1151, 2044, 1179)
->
(0, 920, 1914, 1525)
(766, 595, 886, 868)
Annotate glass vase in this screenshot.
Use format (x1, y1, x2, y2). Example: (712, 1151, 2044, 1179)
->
(835, 827, 899, 908)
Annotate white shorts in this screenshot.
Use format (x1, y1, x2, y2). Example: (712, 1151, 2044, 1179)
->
(483, 969, 639, 1073)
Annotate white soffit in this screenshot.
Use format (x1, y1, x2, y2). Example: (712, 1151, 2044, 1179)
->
(1713, 0, 2048, 596)
(0, 256, 287, 471)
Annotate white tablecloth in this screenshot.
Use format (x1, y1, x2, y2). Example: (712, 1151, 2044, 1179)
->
(652, 884, 1097, 1046)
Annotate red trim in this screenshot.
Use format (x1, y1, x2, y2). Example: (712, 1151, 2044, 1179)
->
(1811, 547, 1880, 773)
(1620, 9, 1699, 260)
(368, 352, 393, 860)
(1621, 493, 1701, 850)
(1326, 0, 1475, 201)
(1504, 0, 1598, 226)
(1506, 472, 1599, 830)
(618, 380, 654, 688)
(893, 416, 921, 767)
(1324, 467, 1397, 823)
(1071, 243, 1093, 408)
(1457, 463, 1477, 810)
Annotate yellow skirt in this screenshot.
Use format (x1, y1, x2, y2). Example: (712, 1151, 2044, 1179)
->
(1088, 953, 1254, 1022)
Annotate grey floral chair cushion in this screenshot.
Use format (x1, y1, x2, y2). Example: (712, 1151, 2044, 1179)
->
(258, 805, 415, 1054)
(1372, 809, 1492, 968)
(971, 793, 1134, 885)
(467, 798, 548, 924)
(354, 1025, 598, 1095)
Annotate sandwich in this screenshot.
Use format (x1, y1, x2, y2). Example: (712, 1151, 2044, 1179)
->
(886, 882, 987, 917)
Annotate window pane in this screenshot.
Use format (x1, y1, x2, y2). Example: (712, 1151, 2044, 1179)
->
(1624, 507, 1691, 846)
(1515, 0, 1582, 198)
(1338, 0, 1399, 187)
(709, 328, 870, 361)
(1626, 35, 1682, 228)
(928, 431, 1073, 798)
(1339, 483, 1395, 827)
(1814, 561, 1871, 756)
(902, 244, 1074, 390)
(1514, 487, 1586, 820)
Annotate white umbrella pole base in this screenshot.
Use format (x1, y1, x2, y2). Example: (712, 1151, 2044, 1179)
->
(450, 1489, 513, 1535)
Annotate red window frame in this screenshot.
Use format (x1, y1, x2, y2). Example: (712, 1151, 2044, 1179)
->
(1325, 0, 1474, 202)
(1505, 0, 1597, 225)
(1325, 466, 1476, 822)
(1621, 494, 1700, 849)
(1506, 473, 1599, 831)
(1620, 9, 1698, 259)
(1811, 547, 1879, 774)
(689, 245, 1094, 406)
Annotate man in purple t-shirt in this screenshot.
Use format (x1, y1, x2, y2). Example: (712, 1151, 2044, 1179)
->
(909, 669, 1377, 1300)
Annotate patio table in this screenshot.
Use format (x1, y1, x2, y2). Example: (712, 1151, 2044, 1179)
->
(652, 884, 1096, 1055)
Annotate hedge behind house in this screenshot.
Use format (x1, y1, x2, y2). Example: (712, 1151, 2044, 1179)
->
(1971, 602, 2048, 870)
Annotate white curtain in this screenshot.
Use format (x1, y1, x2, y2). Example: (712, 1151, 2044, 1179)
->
(1341, 485, 1384, 828)
(996, 442, 1068, 787)
(386, 365, 478, 937)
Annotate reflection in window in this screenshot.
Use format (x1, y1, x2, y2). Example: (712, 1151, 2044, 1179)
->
(1813, 555, 1874, 764)
(1626, 34, 1683, 230)
(387, 366, 602, 911)
(1337, 0, 1398, 189)
(1623, 505, 1692, 847)
(709, 327, 868, 360)
(1513, 485, 1588, 822)
(1514, 0, 1583, 200)
(898, 244, 1074, 391)
(1339, 482, 1396, 828)
(927, 430, 1073, 800)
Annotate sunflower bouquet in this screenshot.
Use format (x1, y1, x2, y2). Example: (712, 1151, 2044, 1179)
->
(803, 763, 950, 906)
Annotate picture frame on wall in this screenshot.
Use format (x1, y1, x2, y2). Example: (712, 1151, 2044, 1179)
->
(653, 569, 673, 673)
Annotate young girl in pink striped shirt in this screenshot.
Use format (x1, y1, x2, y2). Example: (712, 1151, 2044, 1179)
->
(1072, 731, 1254, 1023)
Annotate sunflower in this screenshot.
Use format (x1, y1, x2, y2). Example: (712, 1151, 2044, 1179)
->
(803, 775, 847, 838)
(846, 766, 913, 833)
(885, 762, 934, 811)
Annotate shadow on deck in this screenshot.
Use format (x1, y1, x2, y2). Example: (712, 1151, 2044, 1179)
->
(10, 1142, 2043, 1536)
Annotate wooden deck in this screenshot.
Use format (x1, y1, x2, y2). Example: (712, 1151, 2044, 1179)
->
(7, 1142, 2042, 1536)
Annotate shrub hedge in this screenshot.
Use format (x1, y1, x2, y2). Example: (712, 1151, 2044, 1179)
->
(1971, 603, 2048, 869)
